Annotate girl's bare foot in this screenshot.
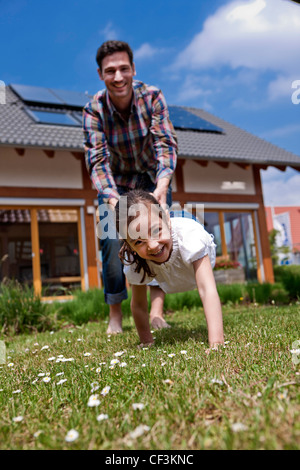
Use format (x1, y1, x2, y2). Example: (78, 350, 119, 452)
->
(150, 316, 171, 330)
(106, 304, 123, 334)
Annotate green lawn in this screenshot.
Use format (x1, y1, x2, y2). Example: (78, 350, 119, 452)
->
(0, 304, 299, 450)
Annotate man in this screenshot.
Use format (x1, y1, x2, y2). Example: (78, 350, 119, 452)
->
(83, 40, 177, 334)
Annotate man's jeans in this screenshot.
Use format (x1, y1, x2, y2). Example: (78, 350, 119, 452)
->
(97, 175, 173, 305)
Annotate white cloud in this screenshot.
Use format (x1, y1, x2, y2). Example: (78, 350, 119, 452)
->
(100, 22, 119, 41)
(261, 167, 300, 205)
(134, 43, 165, 60)
(260, 123, 300, 139)
(173, 0, 300, 75)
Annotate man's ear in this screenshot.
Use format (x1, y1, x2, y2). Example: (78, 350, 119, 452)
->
(132, 62, 136, 76)
(97, 68, 103, 81)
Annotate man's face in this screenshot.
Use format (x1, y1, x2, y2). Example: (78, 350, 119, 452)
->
(98, 51, 136, 106)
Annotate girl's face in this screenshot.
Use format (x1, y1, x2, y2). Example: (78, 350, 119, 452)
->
(127, 205, 172, 264)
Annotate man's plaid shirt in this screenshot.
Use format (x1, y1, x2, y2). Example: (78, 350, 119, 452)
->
(82, 80, 178, 201)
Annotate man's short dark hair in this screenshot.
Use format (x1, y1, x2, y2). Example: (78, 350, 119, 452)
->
(96, 40, 134, 71)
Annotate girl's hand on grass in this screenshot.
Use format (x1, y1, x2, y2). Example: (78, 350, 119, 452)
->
(205, 342, 224, 355)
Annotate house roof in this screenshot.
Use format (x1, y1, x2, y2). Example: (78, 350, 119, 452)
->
(1, 84, 300, 169)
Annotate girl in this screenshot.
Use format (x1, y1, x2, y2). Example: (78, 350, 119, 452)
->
(115, 190, 224, 349)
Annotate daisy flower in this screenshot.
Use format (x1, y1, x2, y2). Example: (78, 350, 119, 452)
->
(119, 362, 127, 367)
(7, 363, 14, 368)
(114, 351, 125, 357)
(129, 424, 150, 439)
(231, 422, 248, 432)
(12, 416, 23, 422)
(87, 394, 101, 407)
(168, 353, 175, 358)
(110, 359, 119, 365)
(96, 413, 109, 421)
(95, 367, 101, 373)
(41, 345, 49, 350)
(132, 403, 145, 410)
(83, 352, 91, 357)
(163, 379, 173, 385)
(101, 386, 110, 396)
(57, 379, 67, 385)
(65, 429, 79, 442)
(42, 377, 51, 383)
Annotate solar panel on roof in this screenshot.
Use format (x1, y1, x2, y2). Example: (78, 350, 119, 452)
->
(11, 84, 91, 108)
(168, 106, 223, 133)
(28, 109, 81, 126)
(52, 89, 91, 107)
(11, 84, 63, 105)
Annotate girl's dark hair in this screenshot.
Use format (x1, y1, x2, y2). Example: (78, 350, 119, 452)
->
(115, 189, 168, 283)
(96, 40, 134, 71)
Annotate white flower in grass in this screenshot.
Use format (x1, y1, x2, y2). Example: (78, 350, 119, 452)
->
(163, 379, 173, 385)
(42, 377, 51, 383)
(91, 382, 100, 392)
(119, 362, 127, 367)
(7, 363, 14, 368)
(129, 424, 150, 439)
(65, 429, 79, 442)
(12, 416, 23, 423)
(57, 379, 67, 385)
(110, 359, 119, 365)
(277, 389, 288, 400)
(84, 352, 91, 357)
(132, 403, 145, 410)
(41, 345, 49, 350)
(87, 394, 101, 407)
(114, 351, 125, 357)
(101, 386, 110, 396)
(38, 373, 45, 377)
(95, 367, 101, 373)
(48, 357, 56, 361)
(211, 378, 223, 385)
(180, 350, 187, 355)
(168, 353, 175, 358)
(231, 422, 248, 432)
(96, 413, 108, 421)
(33, 430, 43, 438)
(12, 389, 21, 394)
(56, 372, 64, 377)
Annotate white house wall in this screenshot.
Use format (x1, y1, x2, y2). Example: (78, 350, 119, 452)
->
(0, 147, 83, 189)
(183, 160, 255, 194)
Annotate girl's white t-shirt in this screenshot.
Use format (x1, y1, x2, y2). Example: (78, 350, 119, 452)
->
(123, 217, 216, 294)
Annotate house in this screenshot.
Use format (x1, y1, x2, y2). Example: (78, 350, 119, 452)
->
(265, 206, 300, 265)
(1, 83, 300, 299)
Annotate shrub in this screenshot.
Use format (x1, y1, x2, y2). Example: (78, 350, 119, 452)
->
(0, 280, 52, 334)
(50, 288, 132, 326)
(273, 265, 300, 299)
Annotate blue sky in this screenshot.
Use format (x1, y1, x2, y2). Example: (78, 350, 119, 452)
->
(1, 0, 300, 206)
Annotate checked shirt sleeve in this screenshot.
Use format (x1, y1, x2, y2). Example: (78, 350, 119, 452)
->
(82, 100, 119, 202)
(150, 91, 178, 182)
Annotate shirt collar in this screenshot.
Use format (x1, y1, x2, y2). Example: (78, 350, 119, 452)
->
(105, 85, 137, 116)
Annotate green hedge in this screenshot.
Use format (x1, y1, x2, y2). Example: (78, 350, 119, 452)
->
(273, 265, 300, 299)
(1, 268, 298, 335)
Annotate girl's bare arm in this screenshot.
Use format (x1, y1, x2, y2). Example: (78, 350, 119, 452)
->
(131, 284, 154, 346)
(193, 256, 224, 347)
